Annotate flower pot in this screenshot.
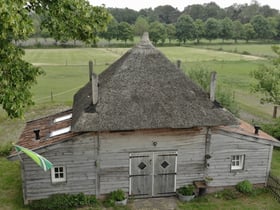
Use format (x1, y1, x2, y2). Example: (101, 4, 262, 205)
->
(177, 192, 195, 202)
(115, 198, 127, 206)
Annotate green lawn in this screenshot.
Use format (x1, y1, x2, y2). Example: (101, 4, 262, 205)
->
(22, 47, 273, 122)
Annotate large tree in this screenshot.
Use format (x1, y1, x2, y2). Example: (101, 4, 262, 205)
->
(250, 15, 272, 40)
(220, 17, 233, 42)
(175, 14, 195, 44)
(117, 22, 134, 44)
(232, 20, 244, 43)
(0, 0, 110, 118)
(134, 16, 149, 37)
(204, 18, 220, 42)
(149, 21, 166, 45)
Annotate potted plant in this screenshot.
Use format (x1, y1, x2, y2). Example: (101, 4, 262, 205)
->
(110, 189, 127, 206)
(177, 184, 195, 202)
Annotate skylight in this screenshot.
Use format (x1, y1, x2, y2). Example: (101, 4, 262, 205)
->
(53, 114, 72, 123)
(50, 126, 71, 137)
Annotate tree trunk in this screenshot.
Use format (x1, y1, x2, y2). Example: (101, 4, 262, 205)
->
(273, 106, 278, 118)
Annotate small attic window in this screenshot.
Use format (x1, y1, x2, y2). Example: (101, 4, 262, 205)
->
(50, 126, 71, 137)
(53, 114, 72, 123)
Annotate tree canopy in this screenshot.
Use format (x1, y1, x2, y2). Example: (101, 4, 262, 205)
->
(0, 0, 111, 118)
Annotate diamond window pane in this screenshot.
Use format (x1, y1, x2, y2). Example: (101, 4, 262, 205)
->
(138, 162, 147, 170)
(161, 161, 169, 168)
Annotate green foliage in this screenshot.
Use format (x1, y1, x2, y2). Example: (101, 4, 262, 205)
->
(0, 0, 110, 118)
(175, 14, 195, 44)
(29, 193, 99, 210)
(205, 18, 220, 42)
(236, 180, 253, 194)
(103, 189, 126, 208)
(261, 118, 280, 140)
(149, 21, 166, 45)
(0, 142, 13, 156)
(110, 189, 126, 201)
(178, 184, 195, 196)
(220, 17, 233, 41)
(251, 46, 280, 106)
(117, 22, 134, 44)
(250, 15, 272, 39)
(214, 189, 241, 200)
(188, 65, 239, 116)
(134, 16, 149, 37)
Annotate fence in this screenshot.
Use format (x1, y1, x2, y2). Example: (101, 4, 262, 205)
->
(267, 173, 280, 202)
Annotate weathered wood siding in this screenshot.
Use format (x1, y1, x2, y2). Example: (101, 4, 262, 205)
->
(98, 128, 207, 195)
(22, 133, 97, 201)
(207, 131, 272, 187)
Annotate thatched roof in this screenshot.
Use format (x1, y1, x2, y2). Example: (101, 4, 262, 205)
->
(71, 33, 237, 132)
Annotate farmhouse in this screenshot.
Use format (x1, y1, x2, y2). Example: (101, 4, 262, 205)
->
(9, 33, 280, 203)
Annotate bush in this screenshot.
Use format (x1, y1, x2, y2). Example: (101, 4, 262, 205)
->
(110, 189, 126, 201)
(236, 180, 253, 194)
(29, 193, 98, 210)
(178, 184, 195, 196)
(0, 142, 13, 156)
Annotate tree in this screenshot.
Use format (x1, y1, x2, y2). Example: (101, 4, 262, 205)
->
(188, 66, 239, 116)
(175, 14, 195, 44)
(149, 21, 166, 45)
(134, 16, 149, 37)
(166, 24, 176, 43)
(204, 18, 220, 42)
(251, 46, 280, 115)
(183, 4, 206, 21)
(117, 22, 134, 44)
(194, 19, 205, 44)
(250, 15, 271, 40)
(108, 8, 138, 24)
(220, 17, 233, 42)
(243, 23, 255, 43)
(0, 0, 110, 118)
(232, 20, 244, 43)
(154, 5, 180, 24)
(100, 18, 118, 43)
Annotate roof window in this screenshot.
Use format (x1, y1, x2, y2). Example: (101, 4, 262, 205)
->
(50, 126, 71, 137)
(53, 114, 72, 123)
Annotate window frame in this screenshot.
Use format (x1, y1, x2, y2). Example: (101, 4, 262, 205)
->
(51, 166, 66, 183)
(231, 155, 245, 171)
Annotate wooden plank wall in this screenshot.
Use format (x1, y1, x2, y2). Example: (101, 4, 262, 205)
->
(207, 132, 271, 187)
(23, 134, 97, 201)
(98, 128, 207, 194)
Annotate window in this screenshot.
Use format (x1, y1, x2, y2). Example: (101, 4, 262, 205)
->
(231, 155, 245, 170)
(53, 114, 72, 123)
(50, 126, 71, 137)
(51, 166, 66, 183)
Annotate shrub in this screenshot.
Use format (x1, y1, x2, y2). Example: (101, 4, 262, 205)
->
(178, 184, 195, 196)
(110, 189, 126, 201)
(236, 180, 253, 194)
(29, 193, 98, 210)
(0, 142, 13, 156)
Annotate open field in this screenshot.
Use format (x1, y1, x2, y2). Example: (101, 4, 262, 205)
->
(1, 45, 280, 209)
(195, 43, 280, 58)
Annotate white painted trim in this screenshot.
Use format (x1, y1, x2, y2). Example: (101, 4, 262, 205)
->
(51, 166, 66, 183)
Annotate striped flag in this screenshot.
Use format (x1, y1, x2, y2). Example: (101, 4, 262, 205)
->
(14, 145, 53, 171)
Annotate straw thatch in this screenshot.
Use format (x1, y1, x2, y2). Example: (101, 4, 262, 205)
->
(72, 33, 237, 132)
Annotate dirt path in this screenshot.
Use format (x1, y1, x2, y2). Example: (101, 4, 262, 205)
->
(128, 197, 179, 210)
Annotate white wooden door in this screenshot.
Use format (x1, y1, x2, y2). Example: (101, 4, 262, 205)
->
(129, 151, 177, 197)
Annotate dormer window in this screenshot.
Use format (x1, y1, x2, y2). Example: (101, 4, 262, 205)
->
(50, 126, 71, 137)
(53, 114, 72, 123)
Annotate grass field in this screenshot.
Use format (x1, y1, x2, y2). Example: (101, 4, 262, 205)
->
(195, 43, 280, 58)
(1, 44, 280, 209)
(22, 46, 273, 120)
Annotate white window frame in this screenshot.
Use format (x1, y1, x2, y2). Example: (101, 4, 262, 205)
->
(50, 126, 71, 137)
(53, 114, 72, 123)
(51, 166, 66, 183)
(231, 155, 245, 171)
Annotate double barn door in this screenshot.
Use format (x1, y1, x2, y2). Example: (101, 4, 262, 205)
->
(129, 151, 177, 197)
